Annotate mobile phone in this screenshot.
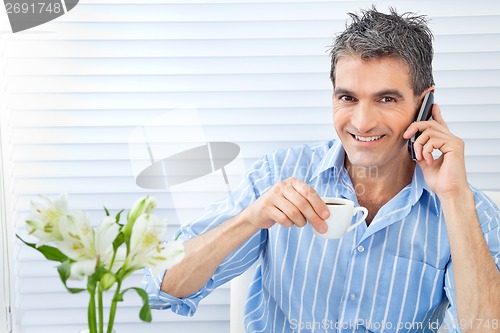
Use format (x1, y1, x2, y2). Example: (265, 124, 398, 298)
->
(408, 91, 434, 161)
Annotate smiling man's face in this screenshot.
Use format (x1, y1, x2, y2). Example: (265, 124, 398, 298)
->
(333, 55, 421, 172)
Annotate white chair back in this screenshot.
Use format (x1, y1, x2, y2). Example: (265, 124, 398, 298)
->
(484, 191, 500, 207)
(230, 262, 257, 333)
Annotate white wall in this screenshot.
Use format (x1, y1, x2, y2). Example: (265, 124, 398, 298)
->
(1, 1, 500, 332)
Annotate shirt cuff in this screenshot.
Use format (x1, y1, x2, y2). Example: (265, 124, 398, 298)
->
(142, 267, 205, 316)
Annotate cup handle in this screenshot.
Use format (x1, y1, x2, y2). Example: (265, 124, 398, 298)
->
(346, 207, 369, 232)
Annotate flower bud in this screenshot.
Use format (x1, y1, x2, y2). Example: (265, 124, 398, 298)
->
(123, 196, 156, 239)
(99, 272, 116, 291)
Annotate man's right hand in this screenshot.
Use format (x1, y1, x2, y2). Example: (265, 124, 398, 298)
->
(241, 177, 330, 234)
(161, 178, 329, 298)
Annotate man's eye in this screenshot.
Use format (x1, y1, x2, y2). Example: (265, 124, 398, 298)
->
(380, 96, 396, 103)
(340, 95, 355, 102)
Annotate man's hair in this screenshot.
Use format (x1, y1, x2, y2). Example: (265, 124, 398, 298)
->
(330, 7, 435, 96)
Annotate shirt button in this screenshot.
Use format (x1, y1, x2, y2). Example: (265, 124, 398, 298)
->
(349, 293, 357, 301)
(357, 245, 365, 253)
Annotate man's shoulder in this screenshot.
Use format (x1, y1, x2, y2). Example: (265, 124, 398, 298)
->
(265, 139, 335, 163)
(471, 186, 500, 215)
(256, 140, 337, 180)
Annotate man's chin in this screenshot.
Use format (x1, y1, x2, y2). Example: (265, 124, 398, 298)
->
(344, 151, 382, 167)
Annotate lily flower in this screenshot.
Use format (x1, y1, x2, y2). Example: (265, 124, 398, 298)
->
(69, 259, 98, 281)
(94, 216, 120, 266)
(123, 196, 156, 239)
(25, 193, 68, 246)
(18, 193, 185, 333)
(57, 210, 95, 262)
(124, 213, 184, 276)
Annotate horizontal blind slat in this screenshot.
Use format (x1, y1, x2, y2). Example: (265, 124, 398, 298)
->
(51, 2, 500, 23)
(7, 52, 500, 76)
(7, 34, 500, 58)
(8, 15, 497, 40)
(7, 70, 500, 93)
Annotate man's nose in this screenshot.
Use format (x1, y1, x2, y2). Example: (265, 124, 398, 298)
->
(350, 102, 377, 133)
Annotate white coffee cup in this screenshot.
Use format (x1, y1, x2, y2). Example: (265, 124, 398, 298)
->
(314, 197, 368, 239)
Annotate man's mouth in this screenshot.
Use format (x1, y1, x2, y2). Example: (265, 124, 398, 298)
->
(352, 134, 384, 142)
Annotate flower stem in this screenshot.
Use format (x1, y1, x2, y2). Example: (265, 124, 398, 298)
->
(88, 288, 97, 333)
(109, 251, 117, 271)
(98, 283, 104, 333)
(107, 280, 122, 333)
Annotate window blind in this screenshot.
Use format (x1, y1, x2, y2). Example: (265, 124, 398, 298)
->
(1, 1, 500, 332)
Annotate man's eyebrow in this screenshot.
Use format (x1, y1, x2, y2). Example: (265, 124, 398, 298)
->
(333, 88, 406, 99)
(375, 89, 405, 99)
(333, 88, 354, 96)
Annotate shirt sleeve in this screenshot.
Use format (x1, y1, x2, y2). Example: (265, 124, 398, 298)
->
(443, 189, 500, 332)
(142, 154, 274, 316)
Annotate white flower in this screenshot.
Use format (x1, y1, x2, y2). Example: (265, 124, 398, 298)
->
(149, 240, 184, 273)
(19, 193, 184, 332)
(25, 193, 68, 246)
(94, 216, 120, 266)
(69, 259, 97, 281)
(123, 196, 156, 238)
(110, 246, 127, 273)
(56, 213, 121, 281)
(56, 210, 95, 262)
(124, 213, 184, 274)
(130, 213, 165, 251)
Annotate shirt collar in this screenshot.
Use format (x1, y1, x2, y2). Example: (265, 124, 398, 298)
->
(411, 164, 440, 214)
(310, 139, 345, 181)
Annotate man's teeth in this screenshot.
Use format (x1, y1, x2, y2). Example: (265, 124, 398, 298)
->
(354, 135, 382, 142)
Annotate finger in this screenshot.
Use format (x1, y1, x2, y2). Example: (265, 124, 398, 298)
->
(410, 129, 430, 161)
(413, 134, 432, 163)
(430, 103, 449, 129)
(404, 105, 449, 140)
(287, 178, 329, 233)
(404, 120, 437, 139)
(274, 195, 307, 227)
(403, 120, 430, 140)
(264, 199, 294, 228)
(421, 142, 435, 165)
(290, 178, 330, 219)
(422, 136, 451, 165)
(412, 122, 450, 160)
(281, 182, 322, 229)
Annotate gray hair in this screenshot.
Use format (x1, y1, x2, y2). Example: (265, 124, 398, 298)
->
(330, 7, 435, 96)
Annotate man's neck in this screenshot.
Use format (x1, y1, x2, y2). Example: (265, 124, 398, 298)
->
(345, 156, 415, 223)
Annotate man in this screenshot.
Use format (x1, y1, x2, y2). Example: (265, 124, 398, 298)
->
(144, 8, 500, 332)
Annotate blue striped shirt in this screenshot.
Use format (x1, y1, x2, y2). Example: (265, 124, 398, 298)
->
(144, 139, 500, 333)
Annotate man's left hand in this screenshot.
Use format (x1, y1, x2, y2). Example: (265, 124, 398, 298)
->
(403, 103, 469, 198)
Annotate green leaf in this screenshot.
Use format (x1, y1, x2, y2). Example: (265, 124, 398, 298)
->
(104, 206, 110, 216)
(57, 260, 85, 294)
(119, 287, 152, 322)
(112, 232, 125, 252)
(114, 292, 124, 302)
(115, 209, 125, 225)
(87, 265, 107, 292)
(16, 235, 68, 263)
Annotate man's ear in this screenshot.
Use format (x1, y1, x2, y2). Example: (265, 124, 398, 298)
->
(418, 86, 435, 103)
